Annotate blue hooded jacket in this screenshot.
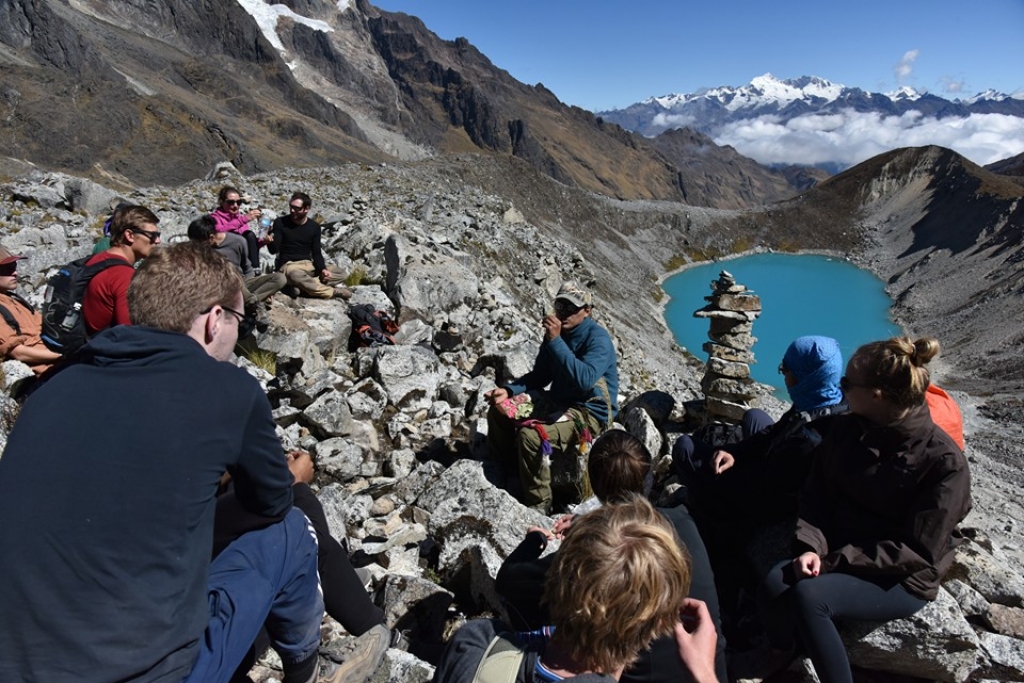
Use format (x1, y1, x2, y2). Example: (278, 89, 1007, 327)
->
(783, 335, 844, 412)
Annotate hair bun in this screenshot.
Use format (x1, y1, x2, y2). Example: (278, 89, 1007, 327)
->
(911, 338, 940, 366)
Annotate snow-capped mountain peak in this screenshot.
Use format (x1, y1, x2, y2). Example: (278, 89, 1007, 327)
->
(648, 73, 844, 112)
(887, 85, 925, 101)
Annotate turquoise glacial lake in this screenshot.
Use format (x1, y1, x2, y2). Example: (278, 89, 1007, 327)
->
(663, 253, 901, 393)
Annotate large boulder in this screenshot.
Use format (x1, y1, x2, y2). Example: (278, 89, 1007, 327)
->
(842, 588, 980, 682)
(418, 460, 552, 615)
(384, 234, 480, 323)
(372, 346, 441, 412)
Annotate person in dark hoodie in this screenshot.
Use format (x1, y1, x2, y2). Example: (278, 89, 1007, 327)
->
(755, 337, 971, 683)
(0, 243, 332, 683)
(671, 336, 847, 606)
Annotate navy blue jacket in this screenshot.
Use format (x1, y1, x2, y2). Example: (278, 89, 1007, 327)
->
(0, 326, 293, 682)
(505, 316, 619, 426)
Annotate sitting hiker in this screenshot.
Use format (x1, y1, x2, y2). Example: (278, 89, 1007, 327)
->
(672, 336, 847, 616)
(266, 191, 351, 299)
(189, 215, 286, 327)
(0, 244, 62, 374)
(217, 451, 391, 683)
(434, 496, 720, 683)
(486, 281, 619, 514)
(495, 430, 729, 683)
(0, 243, 331, 683)
(674, 335, 846, 530)
(83, 204, 161, 335)
(211, 185, 263, 270)
(755, 337, 971, 683)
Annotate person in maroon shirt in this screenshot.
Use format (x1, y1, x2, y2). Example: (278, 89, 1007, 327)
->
(82, 205, 161, 335)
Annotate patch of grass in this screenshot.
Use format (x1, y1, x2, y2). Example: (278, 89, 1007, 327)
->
(344, 266, 369, 287)
(240, 346, 277, 375)
(651, 287, 664, 303)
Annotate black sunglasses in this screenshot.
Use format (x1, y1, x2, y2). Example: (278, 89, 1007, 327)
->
(130, 228, 161, 242)
(224, 199, 242, 206)
(203, 305, 255, 340)
(840, 376, 870, 393)
(778, 362, 787, 375)
(289, 204, 307, 212)
(553, 300, 582, 317)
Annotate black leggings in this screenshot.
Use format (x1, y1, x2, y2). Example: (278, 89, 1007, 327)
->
(292, 484, 384, 635)
(242, 229, 261, 270)
(758, 560, 927, 683)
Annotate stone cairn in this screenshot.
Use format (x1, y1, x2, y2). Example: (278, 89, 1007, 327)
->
(693, 270, 762, 424)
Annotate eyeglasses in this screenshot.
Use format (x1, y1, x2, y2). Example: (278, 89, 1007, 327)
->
(289, 204, 307, 212)
(840, 376, 871, 393)
(224, 199, 242, 206)
(553, 300, 582, 317)
(130, 228, 161, 242)
(778, 363, 787, 375)
(203, 304, 255, 340)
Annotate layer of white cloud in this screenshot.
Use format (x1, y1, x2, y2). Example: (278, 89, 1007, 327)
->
(713, 110, 1024, 168)
(652, 113, 696, 129)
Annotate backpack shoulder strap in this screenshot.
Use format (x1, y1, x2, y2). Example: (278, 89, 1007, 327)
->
(0, 303, 21, 336)
(472, 634, 525, 683)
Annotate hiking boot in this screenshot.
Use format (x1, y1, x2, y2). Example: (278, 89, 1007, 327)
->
(317, 624, 390, 683)
(331, 285, 353, 300)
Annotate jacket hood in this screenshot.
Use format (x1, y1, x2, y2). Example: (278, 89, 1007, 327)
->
(79, 326, 205, 368)
(783, 335, 843, 411)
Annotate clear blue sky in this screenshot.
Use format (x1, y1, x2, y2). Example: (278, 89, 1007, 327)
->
(372, 0, 1024, 112)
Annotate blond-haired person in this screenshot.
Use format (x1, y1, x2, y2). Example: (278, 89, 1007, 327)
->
(755, 337, 971, 683)
(433, 497, 719, 683)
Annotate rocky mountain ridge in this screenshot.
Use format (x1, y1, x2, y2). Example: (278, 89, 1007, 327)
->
(0, 0, 813, 209)
(1, 143, 1023, 680)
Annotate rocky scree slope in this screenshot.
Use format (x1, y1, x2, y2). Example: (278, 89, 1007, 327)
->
(1, 157, 1024, 680)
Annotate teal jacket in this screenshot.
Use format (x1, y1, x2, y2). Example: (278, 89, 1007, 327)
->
(505, 316, 618, 426)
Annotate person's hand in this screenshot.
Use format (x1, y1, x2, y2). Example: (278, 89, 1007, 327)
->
(542, 314, 562, 341)
(320, 268, 333, 282)
(286, 450, 314, 485)
(794, 551, 821, 577)
(711, 450, 735, 475)
(246, 209, 261, 221)
(552, 513, 575, 539)
(674, 598, 719, 683)
(485, 387, 509, 406)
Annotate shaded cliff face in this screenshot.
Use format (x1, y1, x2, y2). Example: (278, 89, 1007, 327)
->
(0, 0, 812, 207)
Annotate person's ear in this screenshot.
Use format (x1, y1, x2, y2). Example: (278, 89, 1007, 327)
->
(204, 307, 222, 344)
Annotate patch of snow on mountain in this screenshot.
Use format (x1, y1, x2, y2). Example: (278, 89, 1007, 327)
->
(337, 0, 351, 10)
(887, 86, 924, 101)
(964, 89, 1011, 104)
(235, 0, 333, 54)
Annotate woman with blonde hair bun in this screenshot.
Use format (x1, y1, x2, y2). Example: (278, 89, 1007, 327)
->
(754, 337, 971, 683)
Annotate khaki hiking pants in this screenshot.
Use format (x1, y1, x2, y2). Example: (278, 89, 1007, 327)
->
(280, 260, 346, 299)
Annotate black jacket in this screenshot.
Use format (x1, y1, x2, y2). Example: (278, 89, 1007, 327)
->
(0, 326, 293, 682)
(796, 404, 972, 600)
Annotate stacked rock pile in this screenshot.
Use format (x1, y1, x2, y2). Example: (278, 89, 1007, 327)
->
(693, 270, 762, 424)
